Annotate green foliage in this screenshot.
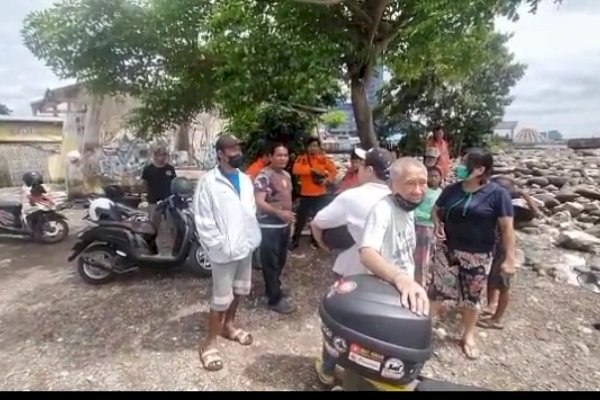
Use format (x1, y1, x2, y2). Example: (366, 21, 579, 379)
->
(321, 110, 346, 129)
(375, 30, 525, 157)
(21, 0, 556, 149)
(226, 103, 317, 163)
(0, 103, 11, 115)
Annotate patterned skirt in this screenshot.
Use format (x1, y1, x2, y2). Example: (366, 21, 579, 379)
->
(427, 242, 493, 310)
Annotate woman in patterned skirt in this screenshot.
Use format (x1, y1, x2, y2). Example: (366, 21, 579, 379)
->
(428, 148, 517, 360)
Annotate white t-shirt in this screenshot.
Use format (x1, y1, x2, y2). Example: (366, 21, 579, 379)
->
(312, 182, 391, 276)
(359, 196, 417, 279)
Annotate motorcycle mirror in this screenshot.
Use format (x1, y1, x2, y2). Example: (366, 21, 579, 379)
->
(576, 272, 600, 294)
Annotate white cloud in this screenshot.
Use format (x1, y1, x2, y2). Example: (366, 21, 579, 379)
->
(497, 0, 600, 137)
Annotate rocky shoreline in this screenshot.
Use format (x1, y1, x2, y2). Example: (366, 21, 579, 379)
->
(494, 147, 600, 282)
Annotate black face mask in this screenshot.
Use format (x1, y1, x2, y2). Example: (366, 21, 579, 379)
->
(392, 193, 422, 212)
(228, 154, 244, 169)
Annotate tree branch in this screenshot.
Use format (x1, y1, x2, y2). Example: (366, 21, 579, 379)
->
(378, 11, 415, 50)
(366, 0, 389, 46)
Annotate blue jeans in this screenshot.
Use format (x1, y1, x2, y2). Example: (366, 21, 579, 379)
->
(321, 342, 337, 375)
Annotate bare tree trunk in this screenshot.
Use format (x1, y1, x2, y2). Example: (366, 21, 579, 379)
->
(81, 96, 105, 194)
(350, 74, 377, 149)
(175, 122, 191, 152)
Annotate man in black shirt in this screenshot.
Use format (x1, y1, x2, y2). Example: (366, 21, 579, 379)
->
(141, 147, 177, 230)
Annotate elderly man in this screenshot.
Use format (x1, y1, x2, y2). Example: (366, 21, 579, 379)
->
(193, 135, 262, 372)
(359, 157, 430, 316)
(311, 147, 395, 386)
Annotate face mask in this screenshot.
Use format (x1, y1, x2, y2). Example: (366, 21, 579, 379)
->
(455, 165, 470, 180)
(228, 154, 244, 169)
(392, 193, 422, 212)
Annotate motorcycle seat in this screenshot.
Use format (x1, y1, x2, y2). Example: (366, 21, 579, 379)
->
(98, 220, 156, 235)
(0, 200, 22, 208)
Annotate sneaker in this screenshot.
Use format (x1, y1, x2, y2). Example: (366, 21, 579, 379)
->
(314, 358, 335, 387)
(269, 297, 296, 314)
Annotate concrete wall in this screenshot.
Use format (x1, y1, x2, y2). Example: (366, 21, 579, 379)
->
(0, 119, 65, 186)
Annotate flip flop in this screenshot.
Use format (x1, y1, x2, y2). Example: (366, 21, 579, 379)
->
(480, 308, 496, 317)
(461, 341, 480, 360)
(223, 328, 253, 346)
(477, 319, 505, 330)
(199, 347, 223, 372)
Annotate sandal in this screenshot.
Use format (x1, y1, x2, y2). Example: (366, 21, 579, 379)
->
(480, 308, 496, 317)
(477, 319, 504, 330)
(223, 328, 253, 346)
(199, 347, 223, 372)
(461, 341, 480, 360)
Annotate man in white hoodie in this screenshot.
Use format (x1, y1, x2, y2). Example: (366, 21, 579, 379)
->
(193, 135, 262, 372)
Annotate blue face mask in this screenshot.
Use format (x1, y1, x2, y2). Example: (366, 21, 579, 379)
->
(455, 165, 469, 180)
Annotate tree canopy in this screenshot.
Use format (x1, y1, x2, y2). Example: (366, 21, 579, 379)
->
(22, 0, 558, 148)
(375, 30, 526, 156)
(0, 103, 12, 115)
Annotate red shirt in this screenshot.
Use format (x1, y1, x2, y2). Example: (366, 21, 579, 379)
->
(337, 170, 360, 193)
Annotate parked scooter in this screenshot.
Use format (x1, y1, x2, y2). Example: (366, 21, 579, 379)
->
(0, 172, 70, 244)
(85, 184, 148, 223)
(319, 275, 490, 391)
(68, 177, 211, 284)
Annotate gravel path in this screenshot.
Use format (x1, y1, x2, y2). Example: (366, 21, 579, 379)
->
(0, 213, 598, 390)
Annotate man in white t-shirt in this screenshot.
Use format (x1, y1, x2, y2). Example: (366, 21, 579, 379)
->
(359, 157, 429, 316)
(310, 147, 395, 386)
(311, 147, 395, 277)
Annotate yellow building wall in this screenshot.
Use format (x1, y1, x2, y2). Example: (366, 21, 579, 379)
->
(0, 120, 65, 182)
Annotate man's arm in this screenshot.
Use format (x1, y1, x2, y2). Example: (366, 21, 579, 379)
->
(520, 191, 541, 215)
(192, 178, 225, 249)
(359, 202, 428, 315)
(140, 165, 150, 199)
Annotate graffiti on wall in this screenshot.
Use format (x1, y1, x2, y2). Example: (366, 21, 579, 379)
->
(189, 112, 223, 170)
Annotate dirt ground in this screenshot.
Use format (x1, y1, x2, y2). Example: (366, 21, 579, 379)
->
(0, 211, 599, 391)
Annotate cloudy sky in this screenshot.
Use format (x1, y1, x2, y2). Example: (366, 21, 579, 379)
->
(2, 0, 600, 137)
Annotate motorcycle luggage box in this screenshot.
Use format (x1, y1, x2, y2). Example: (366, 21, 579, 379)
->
(319, 275, 432, 386)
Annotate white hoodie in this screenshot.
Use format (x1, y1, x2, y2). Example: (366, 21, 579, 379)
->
(192, 166, 262, 264)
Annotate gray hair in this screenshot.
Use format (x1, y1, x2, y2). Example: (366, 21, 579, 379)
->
(389, 157, 427, 181)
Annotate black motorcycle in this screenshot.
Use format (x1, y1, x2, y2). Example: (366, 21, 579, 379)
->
(0, 188, 70, 244)
(68, 186, 211, 284)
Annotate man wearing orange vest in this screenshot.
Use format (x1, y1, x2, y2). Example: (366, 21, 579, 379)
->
(290, 137, 337, 249)
(246, 149, 269, 182)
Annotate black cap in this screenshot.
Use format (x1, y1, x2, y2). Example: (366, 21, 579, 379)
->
(355, 147, 395, 181)
(215, 135, 242, 151)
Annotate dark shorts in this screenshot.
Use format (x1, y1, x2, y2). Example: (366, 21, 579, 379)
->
(488, 245, 511, 290)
